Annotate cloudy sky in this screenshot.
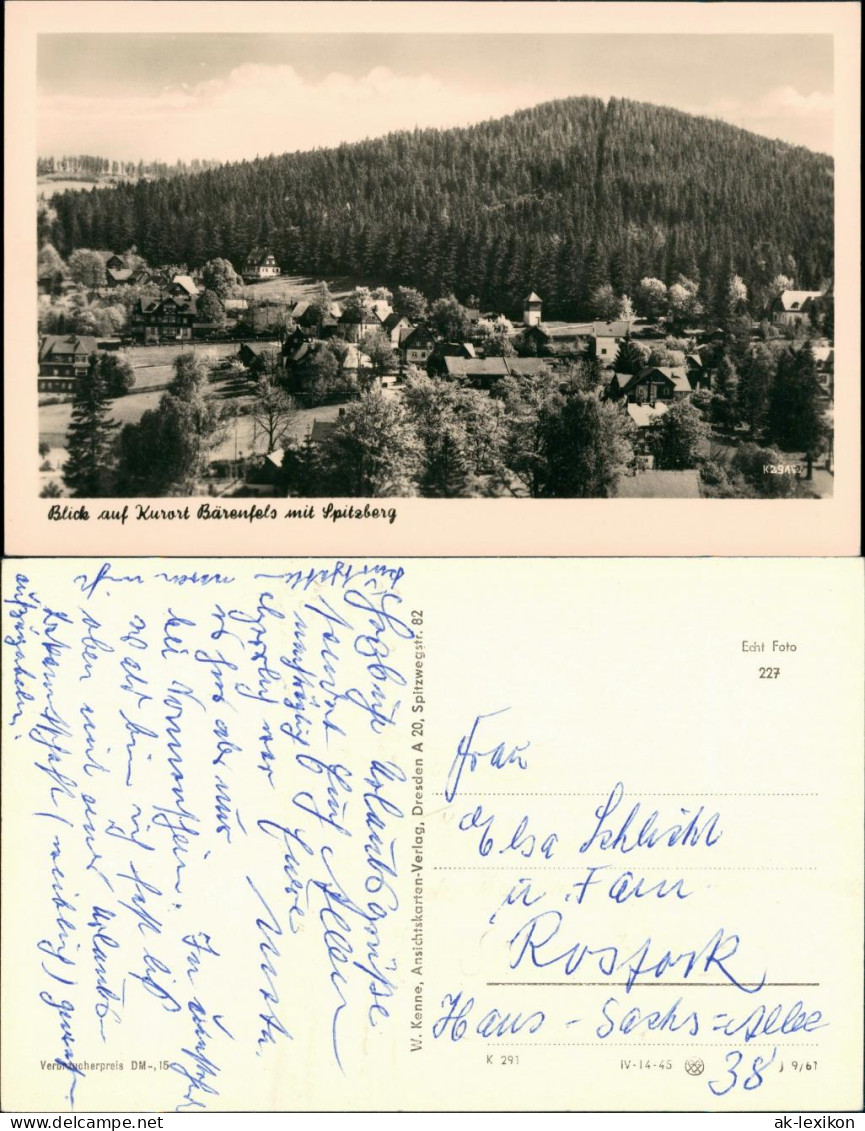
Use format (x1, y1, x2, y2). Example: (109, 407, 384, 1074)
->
(37, 33, 834, 163)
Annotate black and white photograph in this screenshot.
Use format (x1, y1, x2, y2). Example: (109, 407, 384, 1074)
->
(33, 24, 837, 503)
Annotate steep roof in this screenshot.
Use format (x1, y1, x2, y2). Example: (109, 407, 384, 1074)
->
(245, 247, 276, 265)
(620, 366, 692, 395)
(107, 268, 134, 283)
(524, 292, 542, 304)
(626, 401, 669, 428)
(403, 324, 436, 347)
(39, 334, 99, 360)
(777, 289, 822, 312)
(443, 357, 509, 379)
(170, 275, 199, 296)
(442, 356, 552, 380)
(506, 357, 551, 377)
(383, 311, 409, 332)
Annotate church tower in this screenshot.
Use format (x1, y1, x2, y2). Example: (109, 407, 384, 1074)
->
(523, 291, 542, 327)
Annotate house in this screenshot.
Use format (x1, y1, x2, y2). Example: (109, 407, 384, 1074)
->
(371, 299, 394, 323)
(401, 324, 437, 367)
(443, 356, 509, 388)
(442, 355, 551, 389)
(224, 297, 249, 321)
(168, 275, 199, 298)
(610, 366, 692, 404)
(382, 312, 412, 348)
(38, 335, 100, 392)
(130, 295, 197, 343)
(337, 306, 381, 342)
(318, 313, 340, 339)
(238, 342, 279, 373)
(626, 401, 669, 430)
(591, 321, 631, 365)
(106, 267, 150, 287)
(340, 344, 372, 378)
(289, 300, 327, 329)
(518, 324, 550, 355)
(427, 341, 477, 376)
(685, 353, 709, 390)
(243, 248, 281, 283)
(283, 326, 311, 354)
(105, 254, 124, 272)
(771, 289, 823, 329)
(523, 292, 543, 327)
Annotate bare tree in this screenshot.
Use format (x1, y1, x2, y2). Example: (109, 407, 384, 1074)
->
(251, 374, 298, 453)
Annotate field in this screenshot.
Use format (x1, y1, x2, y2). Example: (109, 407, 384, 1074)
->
(38, 340, 275, 443)
(241, 272, 376, 305)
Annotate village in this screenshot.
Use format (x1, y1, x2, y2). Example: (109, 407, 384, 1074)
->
(37, 244, 835, 499)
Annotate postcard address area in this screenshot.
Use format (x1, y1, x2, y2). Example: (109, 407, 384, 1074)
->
(1, 558, 862, 1111)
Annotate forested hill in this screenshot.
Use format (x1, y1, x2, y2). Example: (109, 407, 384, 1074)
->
(45, 96, 834, 319)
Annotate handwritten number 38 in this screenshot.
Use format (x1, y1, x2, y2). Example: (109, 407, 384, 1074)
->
(708, 1048, 777, 1096)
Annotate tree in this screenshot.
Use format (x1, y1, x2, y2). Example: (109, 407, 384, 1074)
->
(618, 294, 635, 322)
(393, 286, 428, 323)
(200, 258, 239, 299)
(98, 352, 134, 397)
(711, 354, 739, 430)
(428, 294, 471, 341)
(359, 329, 394, 379)
(341, 287, 374, 318)
(197, 289, 227, 329)
(281, 431, 329, 496)
(613, 339, 646, 376)
(68, 249, 107, 290)
(539, 392, 635, 497)
(635, 277, 668, 321)
(402, 372, 480, 496)
(38, 243, 66, 279)
(251, 376, 297, 453)
(494, 371, 558, 497)
(667, 276, 702, 324)
(63, 354, 119, 496)
(474, 317, 514, 357)
(767, 342, 827, 474)
(318, 392, 423, 496)
(648, 399, 709, 469)
(733, 443, 804, 498)
(736, 345, 774, 435)
(116, 352, 224, 494)
(589, 283, 620, 322)
(726, 274, 749, 317)
(299, 345, 340, 406)
(570, 355, 604, 392)
(121, 247, 148, 273)
(766, 274, 794, 307)
(305, 280, 334, 325)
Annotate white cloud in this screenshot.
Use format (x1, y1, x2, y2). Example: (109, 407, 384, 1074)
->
(690, 85, 833, 153)
(39, 67, 834, 162)
(38, 63, 562, 162)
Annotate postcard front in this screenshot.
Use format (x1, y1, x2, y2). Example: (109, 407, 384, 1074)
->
(1, 557, 861, 1111)
(4, 1, 862, 556)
